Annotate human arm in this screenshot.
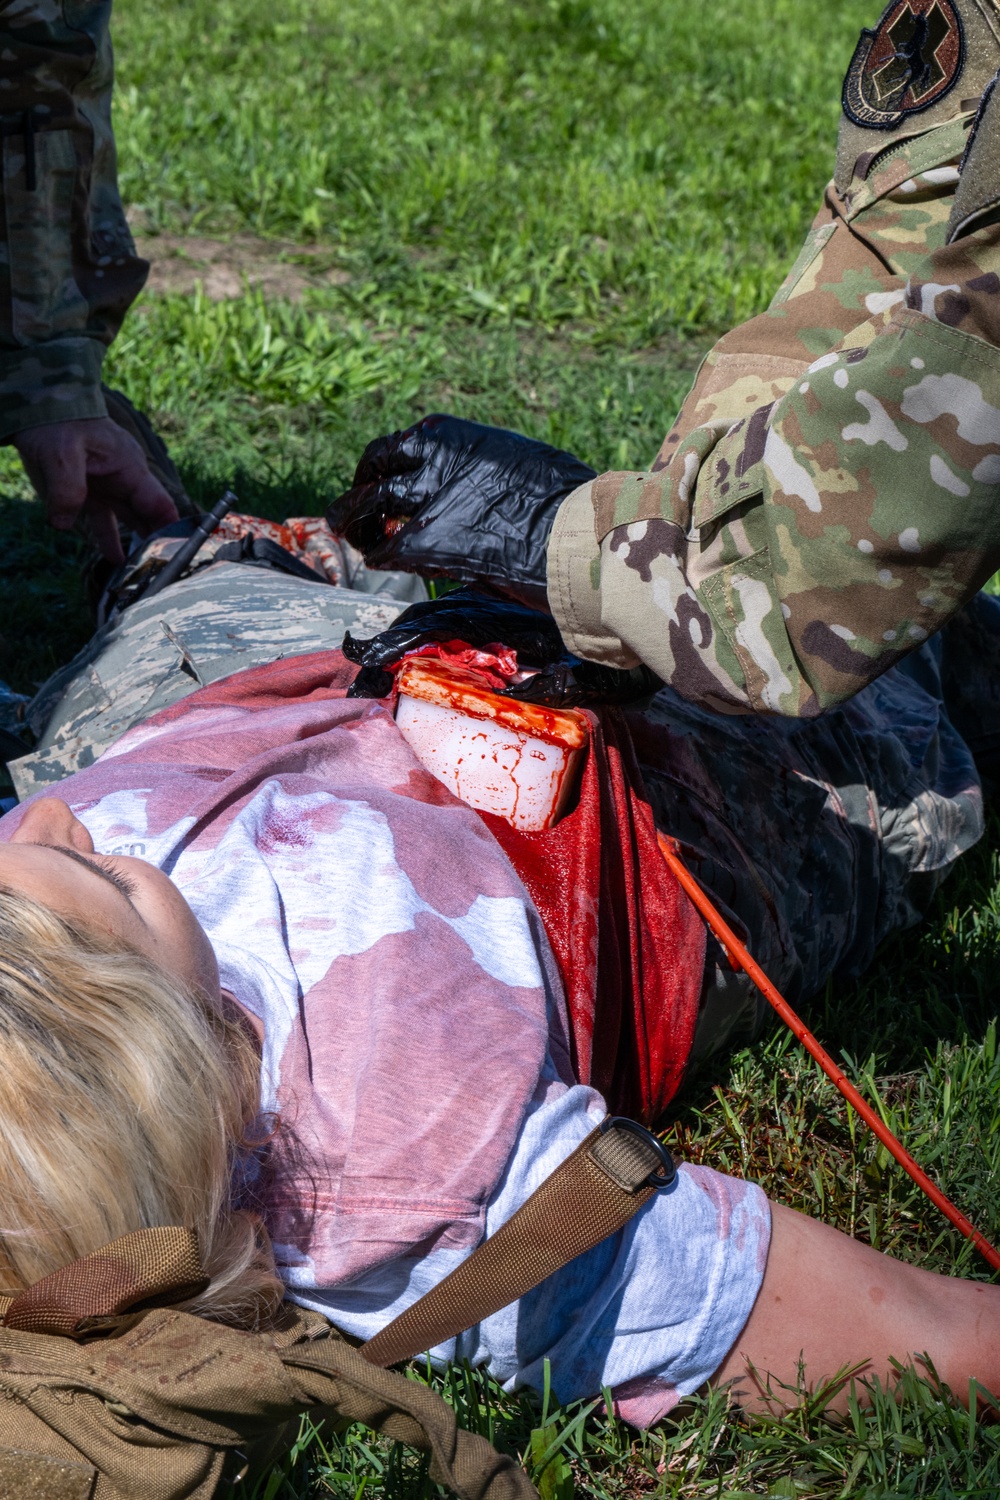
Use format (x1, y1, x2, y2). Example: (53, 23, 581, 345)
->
(284, 1060, 1000, 1418)
(0, 2, 177, 556)
(282, 1072, 771, 1421)
(326, 413, 595, 612)
(547, 89, 1000, 715)
(331, 86, 1000, 716)
(714, 1199, 1000, 1415)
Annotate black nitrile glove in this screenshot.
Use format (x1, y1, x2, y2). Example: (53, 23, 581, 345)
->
(343, 588, 661, 707)
(326, 415, 596, 599)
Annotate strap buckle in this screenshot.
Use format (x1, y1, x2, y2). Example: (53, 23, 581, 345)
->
(597, 1116, 676, 1191)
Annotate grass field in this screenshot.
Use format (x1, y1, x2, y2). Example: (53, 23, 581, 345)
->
(4, 0, 1000, 1494)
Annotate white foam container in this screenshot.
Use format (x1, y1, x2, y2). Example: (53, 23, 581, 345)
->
(394, 658, 589, 832)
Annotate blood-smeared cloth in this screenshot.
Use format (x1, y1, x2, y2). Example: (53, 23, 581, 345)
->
(188, 645, 709, 1123)
(484, 707, 706, 1123)
(0, 650, 767, 1420)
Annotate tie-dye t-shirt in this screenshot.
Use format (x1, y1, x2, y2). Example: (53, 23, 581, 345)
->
(0, 652, 769, 1422)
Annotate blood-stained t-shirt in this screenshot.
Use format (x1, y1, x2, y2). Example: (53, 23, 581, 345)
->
(0, 651, 769, 1421)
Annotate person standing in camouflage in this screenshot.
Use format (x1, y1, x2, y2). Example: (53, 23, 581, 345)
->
(0, 1, 178, 559)
(329, 0, 1000, 718)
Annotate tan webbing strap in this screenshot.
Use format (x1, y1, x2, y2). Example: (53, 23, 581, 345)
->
(362, 1118, 673, 1368)
(0, 1227, 207, 1337)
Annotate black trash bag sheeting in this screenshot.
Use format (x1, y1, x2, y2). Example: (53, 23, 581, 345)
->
(343, 589, 661, 707)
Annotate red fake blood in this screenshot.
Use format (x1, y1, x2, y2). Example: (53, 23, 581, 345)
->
(482, 708, 706, 1123)
(396, 656, 589, 830)
(395, 657, 588, 751)
(389, 767, 460, 807)
(257, 809, 311, 855)
(394, 654, 706, 1114)
(396, 641, 521, 693)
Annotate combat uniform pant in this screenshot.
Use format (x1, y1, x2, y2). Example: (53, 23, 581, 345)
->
(9, 558, 425, 796)
(633, 595, 1000, 1061)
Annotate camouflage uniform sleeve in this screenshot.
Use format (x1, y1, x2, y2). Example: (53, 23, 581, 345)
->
(549, 3, 1000, 716)
(0, 1, 147, 441)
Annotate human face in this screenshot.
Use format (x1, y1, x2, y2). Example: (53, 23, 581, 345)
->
(0, 798, 220, 1000)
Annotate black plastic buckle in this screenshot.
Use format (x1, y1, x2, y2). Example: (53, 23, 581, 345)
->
(599, 1115, 676, 1189)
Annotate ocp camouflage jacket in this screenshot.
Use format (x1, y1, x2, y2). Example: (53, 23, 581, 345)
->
(0, 0, 143, 440)
(548, 0, 1000, 715)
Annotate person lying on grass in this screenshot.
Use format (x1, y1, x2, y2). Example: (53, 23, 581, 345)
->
(2, 526, 1000, 1423)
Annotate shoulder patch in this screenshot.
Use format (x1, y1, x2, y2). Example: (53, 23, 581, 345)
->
(842, 0, 965, 130)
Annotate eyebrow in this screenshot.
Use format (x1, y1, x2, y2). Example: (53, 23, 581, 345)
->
(41, 844, 142, 917)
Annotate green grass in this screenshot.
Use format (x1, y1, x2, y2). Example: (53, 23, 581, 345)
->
(3, 0, 875, 691)
(7, 0, 1000, 1493)
(113, 0, 862, 339)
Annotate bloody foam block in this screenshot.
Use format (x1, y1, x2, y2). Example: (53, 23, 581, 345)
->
(394, 657, 589, 831)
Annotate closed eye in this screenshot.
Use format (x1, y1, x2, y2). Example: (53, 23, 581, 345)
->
(41, 844, 142, 912)
(92, 857, 140, 903)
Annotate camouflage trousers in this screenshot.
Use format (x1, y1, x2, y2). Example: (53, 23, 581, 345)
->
(10, 559, 425, 798)
(10, 565, 993, 1065)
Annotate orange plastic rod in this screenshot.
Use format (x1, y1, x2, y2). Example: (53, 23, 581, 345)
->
(657, 832, 1000, 1273)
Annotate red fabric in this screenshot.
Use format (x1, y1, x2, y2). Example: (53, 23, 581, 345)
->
(482, 708, 706, 1125)
(398, 640, 520, 689)
(146, 653, 706, 1121)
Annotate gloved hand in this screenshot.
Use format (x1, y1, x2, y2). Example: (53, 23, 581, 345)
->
(326, 414, 596, 602)
(343, 588, 661, 706)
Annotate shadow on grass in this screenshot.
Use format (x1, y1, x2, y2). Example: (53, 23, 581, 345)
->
(0, 489, 92, 700)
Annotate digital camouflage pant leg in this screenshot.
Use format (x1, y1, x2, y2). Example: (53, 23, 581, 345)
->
(630, 594, 996, 1059)
(9, 562, 418, 798)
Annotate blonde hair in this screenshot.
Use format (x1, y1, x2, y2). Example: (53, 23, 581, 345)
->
(0, 885, 282, 1327)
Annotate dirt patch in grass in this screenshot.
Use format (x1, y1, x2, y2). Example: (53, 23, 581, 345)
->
(133, 233, 349, 302)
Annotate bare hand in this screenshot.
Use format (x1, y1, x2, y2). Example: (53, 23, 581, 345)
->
(13, 417, 180, 564)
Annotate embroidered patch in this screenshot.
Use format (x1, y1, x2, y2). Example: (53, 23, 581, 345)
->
(842, 0, 964, 130)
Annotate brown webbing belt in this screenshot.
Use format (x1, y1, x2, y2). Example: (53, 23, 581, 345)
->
(362, 1117, 674, 1368)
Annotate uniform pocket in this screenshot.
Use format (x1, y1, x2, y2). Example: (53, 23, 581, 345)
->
(691, 454, 765, 531)
(4, 127, 89, 343)
(700, 546, 799, 715)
